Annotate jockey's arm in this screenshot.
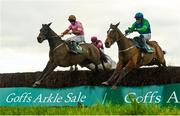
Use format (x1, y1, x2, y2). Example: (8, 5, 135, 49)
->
(61, 29, 70, 36)
(72, 30, 81, 35)
(128, 23, 136, 33)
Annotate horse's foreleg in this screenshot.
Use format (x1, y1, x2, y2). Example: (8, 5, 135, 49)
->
(111, 69, 127, 89)
(33, 61, 56, 87)
(112, 60, 135, 89)
(106, 70, 119, 84)
(102, 61, 122, 85)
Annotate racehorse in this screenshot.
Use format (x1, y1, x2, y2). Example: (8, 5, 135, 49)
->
(102, 22, 166, 89)
(33, 22, 106, 87)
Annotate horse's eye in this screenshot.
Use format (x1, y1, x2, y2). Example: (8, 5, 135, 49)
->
(109, 31, 114, 34)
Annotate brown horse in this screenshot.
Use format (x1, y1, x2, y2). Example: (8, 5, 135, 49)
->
(33, 22, 105, 87)
(102, 22, 166, 89)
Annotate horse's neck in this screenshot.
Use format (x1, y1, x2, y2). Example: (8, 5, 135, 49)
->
(116, 29, 132, 50)
(47, 29, 63, 51)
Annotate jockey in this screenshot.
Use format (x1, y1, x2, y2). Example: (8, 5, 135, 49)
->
(125, 12, 153, 53)
(91, 36, 104, 53)
(60, 15, 85, 53)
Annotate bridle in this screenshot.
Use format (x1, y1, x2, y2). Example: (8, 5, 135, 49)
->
(40, 27, 66, 51)
(107, 27, 135, 53)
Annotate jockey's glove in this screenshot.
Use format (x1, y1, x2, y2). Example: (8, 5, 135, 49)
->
(68, 30, 73, 35)
(125, 30, 129, 35)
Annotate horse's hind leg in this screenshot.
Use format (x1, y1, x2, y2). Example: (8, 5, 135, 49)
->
(151, 42, 166, 67)
(33, 61, 56, 87)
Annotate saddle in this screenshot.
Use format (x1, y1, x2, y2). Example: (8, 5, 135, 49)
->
(66, 40, 83, 54)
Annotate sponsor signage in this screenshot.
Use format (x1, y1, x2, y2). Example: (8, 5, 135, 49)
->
(0, 83, 180, 106)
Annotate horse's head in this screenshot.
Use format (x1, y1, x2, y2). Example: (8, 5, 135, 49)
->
(37, 22, 52, 43)
(105, 22, 120, 48)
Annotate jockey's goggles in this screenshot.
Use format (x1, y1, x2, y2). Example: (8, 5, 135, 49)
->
(68, 19, 75, 23)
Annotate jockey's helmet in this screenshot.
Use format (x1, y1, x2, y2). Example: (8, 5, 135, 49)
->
(91, 36, 98, 42)
(68, 15, 76, 22)
(134, 12, 144, 19)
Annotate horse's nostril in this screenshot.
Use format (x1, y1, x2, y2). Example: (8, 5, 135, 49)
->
(105, 42, 109, 47)
(37, 37, 40, 40)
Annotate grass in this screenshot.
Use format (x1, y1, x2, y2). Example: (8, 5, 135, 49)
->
(0, 104, 180, 115)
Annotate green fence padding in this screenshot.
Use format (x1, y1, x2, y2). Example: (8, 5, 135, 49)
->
(0, 83, 180, 106)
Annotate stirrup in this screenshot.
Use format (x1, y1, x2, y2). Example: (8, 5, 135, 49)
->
(146, 47, 154, 53)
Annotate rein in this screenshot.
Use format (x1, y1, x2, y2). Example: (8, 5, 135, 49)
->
(53, 43, 64, 51)
(115, 32, 135, 53)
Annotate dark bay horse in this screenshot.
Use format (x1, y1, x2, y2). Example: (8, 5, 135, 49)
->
(102, 22, 166, 89)
(33, 23, 104, 87)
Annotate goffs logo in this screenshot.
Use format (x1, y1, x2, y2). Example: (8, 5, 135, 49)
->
(124, 91, 161, 103)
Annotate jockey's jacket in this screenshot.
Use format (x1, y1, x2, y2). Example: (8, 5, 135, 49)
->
(93, 40, 104, 50)
(68, 21, 84, 35)
(128, 18, 151, 34)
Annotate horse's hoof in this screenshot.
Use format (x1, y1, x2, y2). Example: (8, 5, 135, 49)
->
(102, 81, 109, 86)
(111, 85, 117, 89)
(33, 81, 40, 87)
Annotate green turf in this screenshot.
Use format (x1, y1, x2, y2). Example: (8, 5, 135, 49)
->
(0, 103, 180, 115)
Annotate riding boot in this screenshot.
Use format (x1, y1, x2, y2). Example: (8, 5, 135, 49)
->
(139, 37, 153, 53)
(74, 42, 83, 54)
(71, 41, 78, 54)
(141, 38, 154, 53)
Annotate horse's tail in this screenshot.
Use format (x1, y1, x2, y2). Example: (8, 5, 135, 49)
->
(100, 50, 108, 63)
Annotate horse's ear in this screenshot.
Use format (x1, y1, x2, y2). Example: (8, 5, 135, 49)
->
(115, 22, 120, 27)
(48, 22, 52, 26)
(42, 24, 45, 26)
(110, 23, 113, 27)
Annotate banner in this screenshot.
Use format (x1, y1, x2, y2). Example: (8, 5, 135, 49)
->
(0, 83, 180, 106)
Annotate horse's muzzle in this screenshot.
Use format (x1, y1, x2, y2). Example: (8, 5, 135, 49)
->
(105, 42, 110, 48)
(37, 37, 42, 43)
